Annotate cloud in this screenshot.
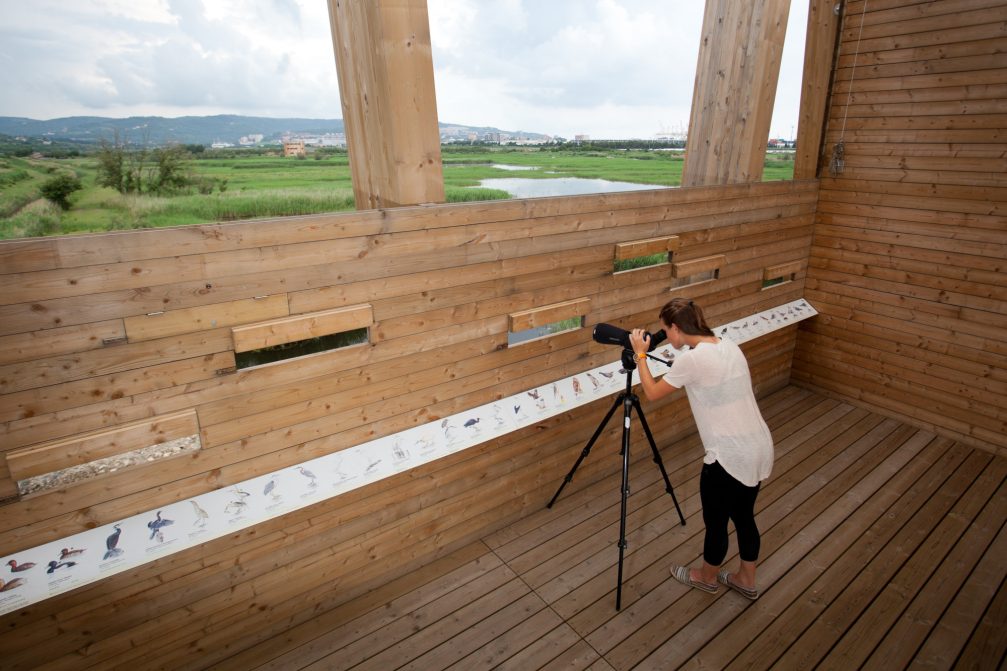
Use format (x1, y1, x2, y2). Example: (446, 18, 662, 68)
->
(0, 0, 806, 138)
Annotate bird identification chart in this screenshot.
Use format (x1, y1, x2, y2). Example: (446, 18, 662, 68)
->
(0, 298, 815, 614)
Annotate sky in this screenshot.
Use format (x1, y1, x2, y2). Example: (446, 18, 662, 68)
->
(0, 0, 808, 140)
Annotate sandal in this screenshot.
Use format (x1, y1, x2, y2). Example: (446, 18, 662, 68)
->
(717, 569, 759, 600)
(670, 565, 719, 594)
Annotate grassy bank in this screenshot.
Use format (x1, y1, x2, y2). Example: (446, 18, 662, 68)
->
(0, 147, 794, 239)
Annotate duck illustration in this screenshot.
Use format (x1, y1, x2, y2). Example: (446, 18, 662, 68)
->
(6, 560, 34, 573)
(0, 578, 25, 592)
(46, 560, 76, 574)
(190, 500, 210, 526)
(147, 510, 174, 542)
(103, 524, 124, 560)
(297, 467, 317, 488)
(59, 547, 85, 560)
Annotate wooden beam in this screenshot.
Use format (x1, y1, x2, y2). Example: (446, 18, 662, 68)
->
(328, 0, 445, 209)
(794, 0, 843, 179)
(682, 0, 792, 186)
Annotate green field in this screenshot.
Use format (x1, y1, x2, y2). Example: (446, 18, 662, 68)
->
(0, 148, 794, 239)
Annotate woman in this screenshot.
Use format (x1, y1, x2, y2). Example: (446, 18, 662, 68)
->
(629, 297, 773, 600)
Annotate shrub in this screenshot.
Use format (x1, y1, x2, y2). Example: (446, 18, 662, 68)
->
(39, 173, 82, 210)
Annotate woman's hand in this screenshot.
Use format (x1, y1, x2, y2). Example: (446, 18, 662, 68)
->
(629, 328, 650, 356)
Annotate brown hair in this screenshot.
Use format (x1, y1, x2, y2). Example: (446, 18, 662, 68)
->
(659, 297, 715, 337)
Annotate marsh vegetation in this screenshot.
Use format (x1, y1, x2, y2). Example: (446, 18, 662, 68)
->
(0, 147, 794, 239)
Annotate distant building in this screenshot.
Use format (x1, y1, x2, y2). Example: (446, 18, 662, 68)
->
(574, 134, 590, 144)
(283, 140, 306, 157)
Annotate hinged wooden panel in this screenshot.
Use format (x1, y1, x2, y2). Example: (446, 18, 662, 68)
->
(509, 298, 591, 333)
(232, 304, 374, 353)
(6, 409, 199, 482)
(614, 236, 682, 261)
(125, 294, 289, 342)
(672, 254, 727, 278)
(764, 260, 804, 280)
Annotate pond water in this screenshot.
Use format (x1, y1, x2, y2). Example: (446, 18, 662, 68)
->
(491, 163, 538, 171)
(475, 176, 666, 198)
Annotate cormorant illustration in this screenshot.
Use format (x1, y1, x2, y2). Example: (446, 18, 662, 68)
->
(103, 524, 124, 560)
(147, 510, 174, 542)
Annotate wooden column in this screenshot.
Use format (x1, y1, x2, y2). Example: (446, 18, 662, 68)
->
(328, 0, 445, 209)
(682, 0, 792, 186)
(793, 0, 842, 179)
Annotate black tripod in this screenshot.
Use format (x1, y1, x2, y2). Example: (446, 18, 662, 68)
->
(547, 348, 686, 610)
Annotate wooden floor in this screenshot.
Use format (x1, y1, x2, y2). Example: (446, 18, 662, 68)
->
(217, 386, 1007, 670)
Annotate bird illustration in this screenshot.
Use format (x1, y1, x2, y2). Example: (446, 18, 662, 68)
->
(527, 389, 540, 400)
(6, 560, 34, 573)
(599, 371, 614, 379)
(147, 510, 174, 542)
(297, 467, 317, 488)
(513, 404, 521, 414)
(263, 476, 279, 501)
(587, 373, 600, 389)
(103, 524, 123, 560)
(59, 547, 85, 560)
(492, 405, 507, 427)
(365, 459, 382, 474)
(46, 560, 76, 574)
(464, 417, 480, 429)
(190, 500, 210, 526)
(553, 383, 567, 404)
(224, 489, 250, 515)
(572, 377, 582, 396)
(0, 578, 25, 592)
(441, 420, 458, 443)
(392, 439, 408, 461)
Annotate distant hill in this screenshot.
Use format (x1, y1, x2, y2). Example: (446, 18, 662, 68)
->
(0, 115, 548, 147)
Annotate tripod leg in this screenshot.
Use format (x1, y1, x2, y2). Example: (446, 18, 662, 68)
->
(616, 395, 632, 611)
(547, 393, 624, 509)
(631, 397, 686, 527)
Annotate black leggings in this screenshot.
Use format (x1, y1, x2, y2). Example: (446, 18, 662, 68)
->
(700, 460, 761, 565)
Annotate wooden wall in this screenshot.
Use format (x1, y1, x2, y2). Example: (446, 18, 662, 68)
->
(792, 0, 1007, 456)
(0, 180, 816, 669)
